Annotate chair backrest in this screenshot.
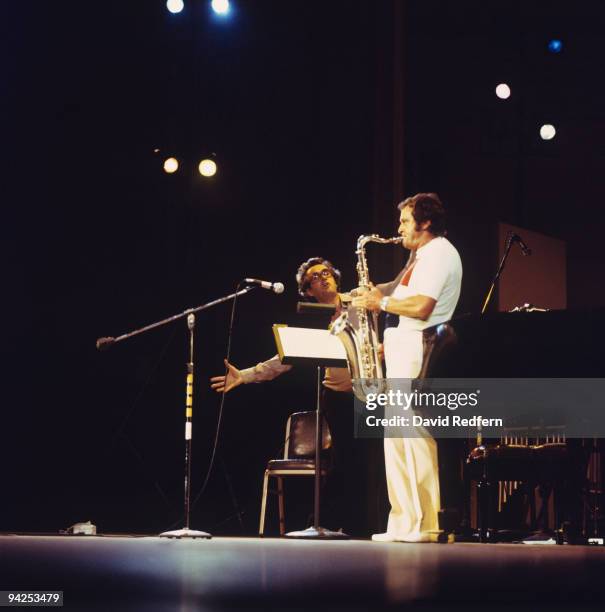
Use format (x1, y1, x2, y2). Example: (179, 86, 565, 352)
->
(419, 322, 458, 379)
(284, 411, 332, 459)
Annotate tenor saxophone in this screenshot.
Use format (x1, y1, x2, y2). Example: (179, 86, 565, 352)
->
(330, 234, 402, 400)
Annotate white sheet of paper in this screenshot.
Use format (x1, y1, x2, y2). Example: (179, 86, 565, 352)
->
(276, 326, 347, 362)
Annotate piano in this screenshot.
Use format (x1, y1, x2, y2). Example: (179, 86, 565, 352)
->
(430, 308, 605, 542)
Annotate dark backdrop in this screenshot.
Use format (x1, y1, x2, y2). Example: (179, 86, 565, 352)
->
(3, 0, 605, 535)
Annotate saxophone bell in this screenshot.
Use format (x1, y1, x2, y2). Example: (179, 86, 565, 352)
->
(329, 310, 349, 335)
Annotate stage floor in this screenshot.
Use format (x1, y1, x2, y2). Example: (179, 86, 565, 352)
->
(1, 535, 604, 611)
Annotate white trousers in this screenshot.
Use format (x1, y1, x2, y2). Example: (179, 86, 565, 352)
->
(383, 327, 441, 536)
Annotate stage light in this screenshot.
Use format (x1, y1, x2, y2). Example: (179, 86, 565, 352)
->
(548, 39, 563, 53)
(198, 159, 217, 177)
(163, 157, 179, 173)
(540, 124, 556, 140)
(167, 0, 184, 13)
(211, 0, 230, 16)
(495, 83, 511, 99)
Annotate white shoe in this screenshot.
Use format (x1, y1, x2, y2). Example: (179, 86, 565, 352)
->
(395, 531, 431, 543)
(371, 532, 397, 542)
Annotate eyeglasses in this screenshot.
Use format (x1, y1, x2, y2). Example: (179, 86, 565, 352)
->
(306, 268, 334, 283)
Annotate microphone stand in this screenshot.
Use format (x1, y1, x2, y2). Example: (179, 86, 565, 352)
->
(97, 286, 255, 539)
(96, 288, 254, 351)
(478, 233, 517, 450)
(480, 232, 516, 316)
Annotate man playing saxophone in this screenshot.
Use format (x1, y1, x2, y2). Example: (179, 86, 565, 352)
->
(352, 193, 462, 542)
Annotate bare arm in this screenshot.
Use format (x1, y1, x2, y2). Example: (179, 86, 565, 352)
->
(351, 287, 436, 320)
(383, 294, 436, 320)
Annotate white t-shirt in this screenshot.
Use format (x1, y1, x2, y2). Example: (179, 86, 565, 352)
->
(390, 236, 462, 332)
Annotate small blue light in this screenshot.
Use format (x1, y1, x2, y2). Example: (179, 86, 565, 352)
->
(548, 39, 563, 53)
(211, 0, 230, 16)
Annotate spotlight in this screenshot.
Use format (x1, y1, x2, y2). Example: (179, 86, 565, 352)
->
(540, 124, 556, 140)
(163, 157, 179, 173)
(167, 0, 184, 13)
(211, 0, 230, 16)
(495, 83, 511, 99)
(548, 39, 563, 53)
(198, 159, 217, 177)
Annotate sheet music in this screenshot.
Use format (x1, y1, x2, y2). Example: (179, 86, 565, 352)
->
(273, 325, 347, 366)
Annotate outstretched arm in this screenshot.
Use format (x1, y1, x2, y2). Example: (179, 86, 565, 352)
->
(210, 359, 245, 394)
(209, 356, 293, 394)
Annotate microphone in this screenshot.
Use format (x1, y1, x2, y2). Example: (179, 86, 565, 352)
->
(96, 337, 116, 351)
(244, 278, 285, 294)
(511, 234, 532, 256)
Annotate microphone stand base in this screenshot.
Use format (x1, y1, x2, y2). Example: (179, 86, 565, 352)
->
(285, 526, 350, 540)
(159, 528, 212, 539)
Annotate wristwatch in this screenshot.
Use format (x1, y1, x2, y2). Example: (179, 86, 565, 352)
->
(379, 296, 390, 312)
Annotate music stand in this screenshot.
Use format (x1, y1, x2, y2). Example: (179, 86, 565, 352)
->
(272, 324, 350, 539)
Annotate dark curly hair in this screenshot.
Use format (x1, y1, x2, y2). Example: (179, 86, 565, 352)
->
(397, 192, 447, 236)
(296, 257, 341, 298)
